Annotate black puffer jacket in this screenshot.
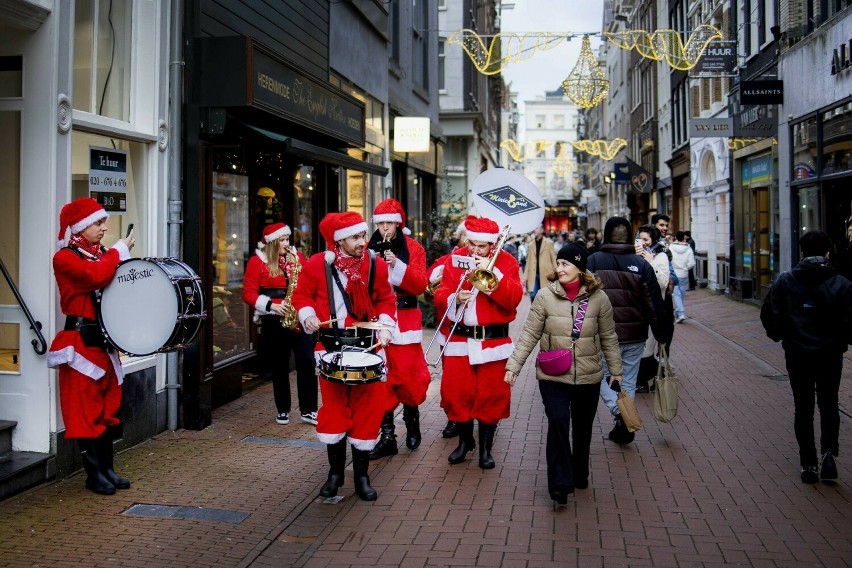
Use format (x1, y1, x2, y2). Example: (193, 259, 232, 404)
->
(587, 243, 672, 345)
(760, 256, 852, 353)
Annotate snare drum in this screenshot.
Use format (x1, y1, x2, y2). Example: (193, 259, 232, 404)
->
(97, 258, 206, 356)
(319, 351, 385, 385)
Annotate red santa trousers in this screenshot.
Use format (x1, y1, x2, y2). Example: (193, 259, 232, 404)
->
(381, 343, 430, 413)
(316, 378, 385, 450)
(59, 364, 122, 439)
(440, 356, 510, 425)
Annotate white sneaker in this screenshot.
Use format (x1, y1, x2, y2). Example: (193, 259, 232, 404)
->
(276, 412, 290, 425)
(676, 315, 686, 323)
(300, 411, 318, 425)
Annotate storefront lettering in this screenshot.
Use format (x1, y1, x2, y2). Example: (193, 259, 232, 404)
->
(831, 39, 852, 75)
(694, 123, 730, 131)
(257, 74, 357, 129)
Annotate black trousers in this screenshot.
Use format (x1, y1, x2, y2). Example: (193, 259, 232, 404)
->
(785, 348, 842, 467)
(259, 317, 318, 414)
(538, 380, 600, 491)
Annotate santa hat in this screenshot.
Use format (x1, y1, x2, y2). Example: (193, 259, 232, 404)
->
(319, 212, 369, 250)
(57, 197, 108, 247)
(372, 198, 406, 228)
(260, 223, 291, 246)
(463, 215, 499, 243)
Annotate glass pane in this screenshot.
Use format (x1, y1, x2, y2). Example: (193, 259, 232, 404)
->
(0, 323, 20, 374)
(821, 102, 852, 176)
(0, 111, 21, 304)
(0, 56, 23, 98)
(791, 117, 817, 179)
(294, 166, 314, 257)
(798, 186, 820, 234)
(212, 172, 252, 363)
(72, 0, 95, 112)
(96, 0, 131, 120)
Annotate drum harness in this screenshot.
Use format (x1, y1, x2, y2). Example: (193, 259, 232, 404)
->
(62, 244, 113, 350)
(321, 250, 377, 361)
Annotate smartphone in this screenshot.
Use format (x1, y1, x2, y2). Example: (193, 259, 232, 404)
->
(634, 238, 643, 248)
(125, 223, 134, 238)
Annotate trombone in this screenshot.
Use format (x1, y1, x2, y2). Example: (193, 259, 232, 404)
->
(425, 225, 510, 366)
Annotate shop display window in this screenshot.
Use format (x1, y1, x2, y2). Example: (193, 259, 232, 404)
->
(0, 111, 20, 373)
(294, 165, 314, 257)
(798, 186, 820, 234)
(212, 172, 252, 364)
(821, 102, 852, 176)
(791, 117, 818, 180)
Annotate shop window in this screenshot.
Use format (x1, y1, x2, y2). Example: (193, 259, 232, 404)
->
(73, 0, 132, 121)
(0, 111, 20, 374)
(294, 165, 315, 257)
(821, 102, 852, 176)
(791, 117, 818, 179)
(0, 55, 22, 97)
(211, 172, 252, 364)
(798, 186, 820, 234)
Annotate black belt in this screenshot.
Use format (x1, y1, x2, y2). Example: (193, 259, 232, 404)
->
(64, 316, 98, 331)
(259, 288, 286, 299)
(396, 295, 418, 310)
(64, 316, 110, 349)
(443, 323, 510, 340)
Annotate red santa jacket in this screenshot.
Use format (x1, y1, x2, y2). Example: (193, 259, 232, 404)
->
(386, 236, 428, 344)
(292, 250, 397, 352)
(434, 246, 522, 364)
(47, 242, 131, 382)
(242, 249, 308, 318)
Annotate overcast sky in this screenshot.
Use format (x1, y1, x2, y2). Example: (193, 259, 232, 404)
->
(500, 0, 606, 133)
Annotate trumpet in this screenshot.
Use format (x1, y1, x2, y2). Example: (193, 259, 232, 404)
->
(372, 232, 393, 256)
(424, 225, 510, 366)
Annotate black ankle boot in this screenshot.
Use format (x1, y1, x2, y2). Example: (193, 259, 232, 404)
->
(96, 433, 130, 489)
(442, 420, 460, 438)
(319, 440, 347, 498)
(608, 415, 635, 445)
(352, 447, 378, 501)
(402, 405, 421, 450)
(78, 439, 115, 496)
(369, 412, 398, 460)
(448, 421, 476, 464)
(478, 423, 496, 470)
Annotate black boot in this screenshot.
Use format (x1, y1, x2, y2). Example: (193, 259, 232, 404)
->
(402, 405, 421, 451)
(478, 422, 496, 470)
(78, 439, 115, 495)
(319, 440, 347, 498)
(608, 415, 635, 445)
(352, 446, 378, 501)
(96, 432, 130, 489)
(442, 420, 460, 438)
(368, 412, 398, 460)
(448, 421, 476, 464)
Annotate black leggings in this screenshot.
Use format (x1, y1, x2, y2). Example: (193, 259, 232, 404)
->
(785, 349, 842, 466)
(259, 317, 318, 414)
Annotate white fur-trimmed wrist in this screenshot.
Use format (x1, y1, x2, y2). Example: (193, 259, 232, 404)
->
(112, 240, 131, 261)
(389, 258, 407, 287)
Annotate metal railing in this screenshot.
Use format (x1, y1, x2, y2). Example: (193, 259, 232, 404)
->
(0, 256, 47, 355)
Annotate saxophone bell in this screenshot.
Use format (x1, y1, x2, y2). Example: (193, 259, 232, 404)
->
(280, 246, 301, 330)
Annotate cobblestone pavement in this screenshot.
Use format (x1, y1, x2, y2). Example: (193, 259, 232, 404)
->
(0, 290, 850, 567)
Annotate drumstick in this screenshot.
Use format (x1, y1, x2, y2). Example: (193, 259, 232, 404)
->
(317, 318, 338, 327)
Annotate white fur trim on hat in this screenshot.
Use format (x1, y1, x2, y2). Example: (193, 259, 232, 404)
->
(402, 227, 411, 235)
(70, 209, 109, 236)
(333, 221, 369, 243)
(373, 213, 403, 224)
(465, 230, 499, 243)
(264, 225, 291, 242)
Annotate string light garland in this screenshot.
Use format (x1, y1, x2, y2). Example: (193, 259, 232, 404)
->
(604, 25, 723, 70)
(551, 146, 576, 177)
(562, 35, 609, 108)
(448, 29, 570, 75)
(570, 138, 627, 160)
(728, 137, 778, 150)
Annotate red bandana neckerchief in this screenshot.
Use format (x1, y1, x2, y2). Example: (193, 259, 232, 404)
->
(69, 234, 104, 260)
(334, 247, 375, 321)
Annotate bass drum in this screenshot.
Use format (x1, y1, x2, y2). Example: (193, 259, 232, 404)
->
(97, 258, 206, 356)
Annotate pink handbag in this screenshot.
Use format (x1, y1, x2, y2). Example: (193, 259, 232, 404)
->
(535, 298, 588, 376)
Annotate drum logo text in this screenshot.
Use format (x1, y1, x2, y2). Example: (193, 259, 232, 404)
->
(117, 267, 155, 284)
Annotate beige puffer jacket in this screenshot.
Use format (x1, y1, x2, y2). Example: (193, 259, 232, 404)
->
(506, 277, 623, 385)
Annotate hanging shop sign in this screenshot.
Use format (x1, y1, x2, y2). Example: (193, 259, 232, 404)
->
(734, 105, 777, 137)
(740, 80, 784, 105)
(695, 41, 737, 73)
(689, 118, 734, 138)
(89, 146, 128, 213)
(393, 117, 431, 153)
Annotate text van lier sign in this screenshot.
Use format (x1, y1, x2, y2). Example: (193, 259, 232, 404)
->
(689, 118, 734, 138)
(740, 80, 784, 105)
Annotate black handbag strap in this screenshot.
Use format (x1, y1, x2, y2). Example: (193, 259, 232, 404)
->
(546, 297, 589, 349)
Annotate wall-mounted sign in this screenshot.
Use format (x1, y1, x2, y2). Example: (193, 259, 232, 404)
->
(831, 39, 852, 75)
(742, 154, 772, 186)
(393, 117, 431, 153)
(734, 105, 777, 137)
(689, 118, 734, 138)
(740, 80, 784, 105)
(89, 146, 128, 213)
(696, 41, 736, 73)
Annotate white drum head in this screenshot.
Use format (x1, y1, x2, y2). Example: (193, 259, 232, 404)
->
(321, 351, 382, 367)
(471, 168, 545, 235)
(100, 260, 178, 355)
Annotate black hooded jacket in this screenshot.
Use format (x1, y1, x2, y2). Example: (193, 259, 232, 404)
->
(760, 256, 852, 353)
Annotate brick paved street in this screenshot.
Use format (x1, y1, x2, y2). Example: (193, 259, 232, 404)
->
(0, 290, 850, 567)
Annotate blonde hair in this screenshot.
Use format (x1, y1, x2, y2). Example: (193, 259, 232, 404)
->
(263, 239, 283, 278)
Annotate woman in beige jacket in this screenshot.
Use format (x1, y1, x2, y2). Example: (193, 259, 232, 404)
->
(505, 243, 622, 505)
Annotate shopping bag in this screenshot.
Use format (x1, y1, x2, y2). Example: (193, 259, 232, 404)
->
(616, 391, 643, 432)
(652, 346, 679, 422)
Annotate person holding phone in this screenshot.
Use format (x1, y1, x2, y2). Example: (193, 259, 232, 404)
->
(47, 197, 135, 495)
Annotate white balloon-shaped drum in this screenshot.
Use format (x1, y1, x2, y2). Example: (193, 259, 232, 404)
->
(471, 168, 545, 234)
(97, 258, 205, 356)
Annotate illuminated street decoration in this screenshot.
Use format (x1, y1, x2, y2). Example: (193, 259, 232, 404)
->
(570, 138, 627, 160)
(604, 25, 723, 70)
(561, 35, 609, 108)
(728, 137, 778, 150)
(448, 29, 570, 75)
(500, 139, 523, 162)
(551, 146, 576, 177)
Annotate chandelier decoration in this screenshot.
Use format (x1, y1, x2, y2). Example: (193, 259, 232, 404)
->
(604, 25, 723, 70)
(570, 138, 627, 161)
(448, 29, 570, 75)
(561, 35, 609, 108)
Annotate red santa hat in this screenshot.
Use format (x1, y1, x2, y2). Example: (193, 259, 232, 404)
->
(319, 212, 369, 250)
(372, 198, 406, 228)
(57, 197, 109, 247)
(261, 223, 291, 243)
(463, 215, 499, 243)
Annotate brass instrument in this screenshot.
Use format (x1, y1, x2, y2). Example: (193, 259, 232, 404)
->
(372, 232, 393, 256)
(280, 247, 301, 329)
(424, 277, 441, 297)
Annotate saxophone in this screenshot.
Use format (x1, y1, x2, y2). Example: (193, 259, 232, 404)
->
(280, 247, 301, 329)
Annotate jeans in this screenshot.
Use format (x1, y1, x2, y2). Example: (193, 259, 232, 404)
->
(530, 275, 541, 301)
(673, 277, 688, 318)
(785, 348, 842, 466)
(600, 341, 645, 417)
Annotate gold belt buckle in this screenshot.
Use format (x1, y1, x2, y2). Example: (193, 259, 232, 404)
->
(472, 325, 485, 342)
